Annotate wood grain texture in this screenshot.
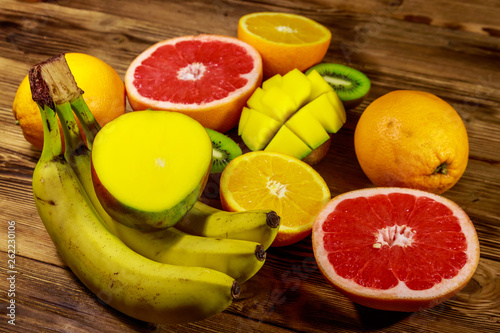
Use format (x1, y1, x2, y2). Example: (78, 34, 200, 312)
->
(1, 0, 499, 331)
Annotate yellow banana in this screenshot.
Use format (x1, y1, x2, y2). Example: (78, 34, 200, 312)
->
(111, 226, 266, 283)
(45, 54, 267, 283)
(175, 202, 281, 250)
(31, 66, 238, 324)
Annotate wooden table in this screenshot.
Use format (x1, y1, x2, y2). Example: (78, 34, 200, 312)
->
(1, 0, 499, 331)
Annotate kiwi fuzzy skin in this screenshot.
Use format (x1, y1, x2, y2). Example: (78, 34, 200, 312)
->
(342, 90, 370, 110)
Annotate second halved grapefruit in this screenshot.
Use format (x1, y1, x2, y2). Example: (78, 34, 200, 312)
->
(312, 187, 480, 312)
(125, 34, 263, 133)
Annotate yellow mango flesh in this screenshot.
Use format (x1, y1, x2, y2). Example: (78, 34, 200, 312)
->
(300, 91, 345, 133)
(260, 86, 297, 122)
(92, 111, 212, 213)
(281, 69, 312, 108)
(241, 108, 281, 151)
(306, 69, 334, 101)
(285, 107, 330, 149)
(265, 126, 312, 159)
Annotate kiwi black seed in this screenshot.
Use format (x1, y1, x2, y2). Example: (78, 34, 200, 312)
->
(205, 128, 242, 174)
(306, 63, 371, 109)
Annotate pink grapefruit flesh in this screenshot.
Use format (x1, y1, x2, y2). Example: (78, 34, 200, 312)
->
(312, 187, 480, 312)
(125, 34, 263, 133)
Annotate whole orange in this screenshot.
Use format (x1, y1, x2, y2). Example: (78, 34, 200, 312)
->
(12, 53, 126, 150)
(354, 90, 469, 194)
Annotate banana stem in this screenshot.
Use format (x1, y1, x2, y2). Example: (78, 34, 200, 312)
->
(29, 62, 62, 160)
(70, 95, 101, 149)
(55, 102, 89, 164)
(38, 104, 63, 161)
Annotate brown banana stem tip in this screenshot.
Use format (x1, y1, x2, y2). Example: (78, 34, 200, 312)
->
(255, 244, 266, 262)
(29, 64, 54, 110)
(231, 281, 241, 300)
(266, 211, 280, 228)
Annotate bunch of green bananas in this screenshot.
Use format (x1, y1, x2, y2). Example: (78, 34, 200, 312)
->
(29, 54, 280, 325)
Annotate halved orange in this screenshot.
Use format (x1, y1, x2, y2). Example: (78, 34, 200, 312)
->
(238, 12, 331, 78)
(220, 151, 331, 247)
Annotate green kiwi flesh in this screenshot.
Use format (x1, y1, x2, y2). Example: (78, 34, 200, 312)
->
(205, 128, 242, 174)
(306, 63, 371, 109)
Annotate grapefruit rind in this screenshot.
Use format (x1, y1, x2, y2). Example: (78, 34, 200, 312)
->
(312, 187, 480, 312)
(125, 34, 263, 133)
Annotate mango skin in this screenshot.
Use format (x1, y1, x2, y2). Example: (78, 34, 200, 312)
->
(91, 160, 210, 231)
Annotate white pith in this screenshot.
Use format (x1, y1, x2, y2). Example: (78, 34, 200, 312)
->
(154, 157, 166, 168)
(267, 178, 287, 198)
(312, 187, 480, 300)
(276, 25, 297, 33)
(373, 224, 415, 248)
(177, 62, 206, 81)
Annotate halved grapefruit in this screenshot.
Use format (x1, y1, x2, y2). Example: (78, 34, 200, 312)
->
(312, 187, 480, 312)
(125, 34, 263, 133)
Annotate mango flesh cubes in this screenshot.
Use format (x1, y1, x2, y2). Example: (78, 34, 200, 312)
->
(238, 68, 346, 160)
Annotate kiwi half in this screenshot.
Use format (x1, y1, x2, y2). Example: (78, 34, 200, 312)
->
(306, 63, 371, 109)
(205, 128, 242, 174)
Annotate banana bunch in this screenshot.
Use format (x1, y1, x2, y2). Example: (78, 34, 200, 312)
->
(29, 54, 280, 325)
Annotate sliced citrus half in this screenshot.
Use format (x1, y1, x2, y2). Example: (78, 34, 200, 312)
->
(312, 187, 480, 312)
(220, 151, 331, 247)
(125, 34, 263, 133)
(238, 12, 331, 78)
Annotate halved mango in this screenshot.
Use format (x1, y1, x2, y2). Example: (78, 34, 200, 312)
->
(92, 111, 212, 230)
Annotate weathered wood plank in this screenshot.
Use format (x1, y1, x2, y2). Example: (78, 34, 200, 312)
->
(0, 0, 499, 331)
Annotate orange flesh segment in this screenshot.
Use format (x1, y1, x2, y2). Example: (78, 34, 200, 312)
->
(225, 153, 329, 227)
(321, 193, 468, 290)
(92, 111, 212, 212)
(243, 14, 330, 44)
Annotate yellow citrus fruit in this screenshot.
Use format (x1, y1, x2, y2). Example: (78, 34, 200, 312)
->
(220, 151, 331, 247)
(238, 12, 331, 78)
(354, 90, 469, 194)
(12, 53, 126, 150)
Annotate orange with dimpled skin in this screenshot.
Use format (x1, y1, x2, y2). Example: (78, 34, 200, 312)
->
(354, 90, 469, 194)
